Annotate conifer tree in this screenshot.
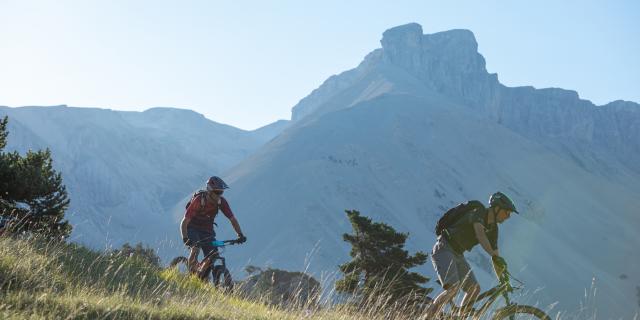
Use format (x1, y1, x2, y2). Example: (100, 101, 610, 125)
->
(0, 116, 72, 238)
(336, 209, 432, 304)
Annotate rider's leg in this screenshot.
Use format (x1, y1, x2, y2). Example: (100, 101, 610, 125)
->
(459, 281, 480, 317)
(196, 242, 217, 277)
(185, 227, 200, 273)
(188, 246, 200, 273)
(455, 260, 480, 316)
(427, 282, 461, 317)
(430, 237, 464, 317)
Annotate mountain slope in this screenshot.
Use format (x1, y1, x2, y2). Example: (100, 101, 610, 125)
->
(0, 105, 287, 257)
(217, 24, 640, 318)
(290, 24, 640, 174)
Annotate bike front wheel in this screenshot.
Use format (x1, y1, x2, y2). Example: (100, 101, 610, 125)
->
(492, 304, 551, 320)
(211, 265, 233, 291)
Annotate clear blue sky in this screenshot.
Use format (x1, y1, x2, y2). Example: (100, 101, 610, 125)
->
(1, 0, 638, 130)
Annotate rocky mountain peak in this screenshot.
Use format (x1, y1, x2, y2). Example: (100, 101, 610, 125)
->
(380, 23, 488, 84)
(380, 23, 423, 53)
(290, 23, 494, 122)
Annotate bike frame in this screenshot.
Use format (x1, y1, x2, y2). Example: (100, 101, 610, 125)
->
(190, 239, 238, 278)
(200, 240, 235, 270)
(445, 273, 521, 318)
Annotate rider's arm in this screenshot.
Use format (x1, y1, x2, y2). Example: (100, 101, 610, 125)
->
(229, 216, 243, 236)
(474, 222, 499, 257)
(180, 216, 191, 240)
(220, 197, 244, 236)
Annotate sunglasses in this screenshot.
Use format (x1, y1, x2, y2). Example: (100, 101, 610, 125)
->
(212, 190, 224, 195)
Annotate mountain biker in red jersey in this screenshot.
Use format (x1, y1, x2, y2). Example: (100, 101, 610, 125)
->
(180, 176, 246, 273)
(428, 192, 517, 317)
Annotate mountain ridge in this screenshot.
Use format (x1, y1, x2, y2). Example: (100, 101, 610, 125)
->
(288, 23, 640, 174)
(219, 24, 640, 318)
(0, 105, 289, 257)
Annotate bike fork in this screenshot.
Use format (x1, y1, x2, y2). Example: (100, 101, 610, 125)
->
(503, 294, 516, 320)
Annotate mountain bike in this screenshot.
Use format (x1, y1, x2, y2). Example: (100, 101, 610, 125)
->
(169, 238, 241, 290)
(436, 269, 550, 320)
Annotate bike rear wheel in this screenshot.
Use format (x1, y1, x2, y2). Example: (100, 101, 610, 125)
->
(211, 265, 233, 291)
(492, 304, 550, 320)
(169, 256, 190, 275)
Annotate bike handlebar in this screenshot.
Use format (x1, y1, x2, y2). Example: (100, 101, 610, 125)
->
(212, 239, 242, 247)
(190, 237, 243, 248)
(499, 268, 525, 293)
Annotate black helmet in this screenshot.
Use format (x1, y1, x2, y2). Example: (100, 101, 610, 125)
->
(206, 176, 229, 191)
(489, 192, 518, 213)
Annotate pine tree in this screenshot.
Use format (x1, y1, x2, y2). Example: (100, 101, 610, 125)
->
(336, 209, 432, 305)
(0, 116, 72, 238)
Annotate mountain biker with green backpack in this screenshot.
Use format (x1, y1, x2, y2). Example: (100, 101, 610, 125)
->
(428, 192, 517, 317)
(180, 176, 246, 274)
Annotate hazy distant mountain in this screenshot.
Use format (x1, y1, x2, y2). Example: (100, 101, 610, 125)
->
(217, 24, 640, 318)
(0, 105, 288, 256)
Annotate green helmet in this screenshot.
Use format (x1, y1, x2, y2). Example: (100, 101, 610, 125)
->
(489, 192, 518, 213)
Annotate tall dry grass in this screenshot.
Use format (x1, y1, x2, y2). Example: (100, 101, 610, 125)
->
(0, 235, 563, 319)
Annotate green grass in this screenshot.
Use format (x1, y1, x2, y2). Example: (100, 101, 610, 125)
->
(0, 236, 313, 319)
(0, 236, 408, 320)
(1, 236, 564, 320)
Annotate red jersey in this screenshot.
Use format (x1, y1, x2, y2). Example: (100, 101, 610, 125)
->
(185, 194, 235, 233)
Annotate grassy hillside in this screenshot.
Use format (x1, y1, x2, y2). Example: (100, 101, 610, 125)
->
(0, 236, 307, 319)
(2, 236, 584, 320)
(0, 236, 428, 320)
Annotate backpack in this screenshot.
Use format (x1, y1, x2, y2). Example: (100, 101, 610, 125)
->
(185, 190, 208, 210)
(184, 190, 222, 219)
(434, 200, 484, 236)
